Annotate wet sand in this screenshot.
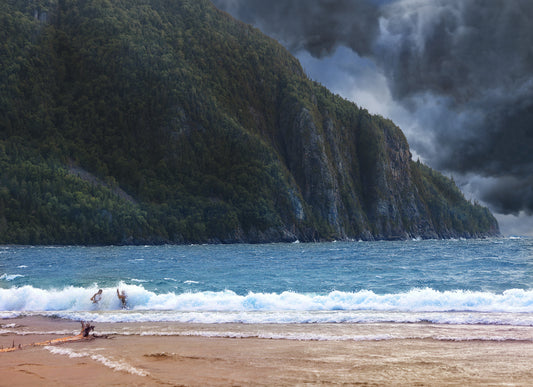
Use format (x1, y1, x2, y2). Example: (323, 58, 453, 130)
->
(2, 317, 533, 386)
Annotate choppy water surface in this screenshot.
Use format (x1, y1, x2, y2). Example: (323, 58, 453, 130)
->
(1, 238, 533, 328)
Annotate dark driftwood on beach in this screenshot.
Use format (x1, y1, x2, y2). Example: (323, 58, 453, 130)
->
(0, 321, 95, 353)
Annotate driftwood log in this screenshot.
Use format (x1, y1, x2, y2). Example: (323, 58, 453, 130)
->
(0, 321, 95, 353)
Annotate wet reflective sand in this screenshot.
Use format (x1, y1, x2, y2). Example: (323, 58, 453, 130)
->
(2, 317, 533, 386)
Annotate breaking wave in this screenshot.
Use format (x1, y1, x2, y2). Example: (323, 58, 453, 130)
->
(1, 284, 533, 325)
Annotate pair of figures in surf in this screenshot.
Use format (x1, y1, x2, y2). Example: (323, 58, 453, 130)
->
(90, 288, 127, 308)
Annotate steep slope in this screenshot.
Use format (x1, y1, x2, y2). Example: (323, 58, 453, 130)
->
(0, 0, 499, 244)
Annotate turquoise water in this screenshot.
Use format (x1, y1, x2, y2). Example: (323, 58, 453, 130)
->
(1, 238, 533, 325)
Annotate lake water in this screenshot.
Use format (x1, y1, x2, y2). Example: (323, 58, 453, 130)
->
(2, 238, 533, 339)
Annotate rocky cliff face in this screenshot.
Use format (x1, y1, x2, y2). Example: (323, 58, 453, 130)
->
(270, 86, 499, 240)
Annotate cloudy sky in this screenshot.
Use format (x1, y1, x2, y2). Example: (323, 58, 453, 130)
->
(212, 0, 533, 236)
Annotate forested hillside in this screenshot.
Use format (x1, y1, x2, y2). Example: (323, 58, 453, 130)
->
(0, 0, 499, 244)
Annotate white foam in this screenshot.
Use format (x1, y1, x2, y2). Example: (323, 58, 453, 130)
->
(90, 354, 150, 376)
(138, 330, 395, 341)
(0, 273, 24, 281)
(138, 330, 533, 343)
(45, 346, 88, 358)
(0, 283, 146, 311)
(45, 346, 149, 376)
(432, 336, 533, 342)
(4, 309, 533, 328)
(0, 329, 75, 335)
(2, 285, 533, 325)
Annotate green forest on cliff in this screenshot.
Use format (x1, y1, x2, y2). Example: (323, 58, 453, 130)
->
(0, 0, 498, 244)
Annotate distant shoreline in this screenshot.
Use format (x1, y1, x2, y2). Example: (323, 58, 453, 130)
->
(0, 232, 504, 248)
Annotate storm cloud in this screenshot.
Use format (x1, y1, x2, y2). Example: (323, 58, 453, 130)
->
(212, 0, 533, 217)
(375, 1, 533, 178)
(212, 0, 381, 56)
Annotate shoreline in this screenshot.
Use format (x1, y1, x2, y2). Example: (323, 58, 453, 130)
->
(0, 233, 505, 247)
(2, 317, 533, 385)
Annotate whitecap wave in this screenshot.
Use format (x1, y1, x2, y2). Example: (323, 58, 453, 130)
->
(2, 285, 533, 325)
(0, 273, 24, 281)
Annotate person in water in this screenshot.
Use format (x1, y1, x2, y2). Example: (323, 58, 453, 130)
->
(117, 289, 127, 308)
(90, 289, 103, 303)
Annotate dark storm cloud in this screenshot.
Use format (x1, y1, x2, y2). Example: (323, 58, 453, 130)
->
(377, 1, 533, 101)
(211, 0, 533, 215)
(211, 0, 381, 56)
(375, 0, 533, 214)
(464, 175, 533, 216)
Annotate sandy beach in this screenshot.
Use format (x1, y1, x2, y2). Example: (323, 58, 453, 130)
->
(1, 317, 532, 386)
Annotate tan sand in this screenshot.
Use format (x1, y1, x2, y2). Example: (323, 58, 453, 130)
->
(1, 317, 533, 386)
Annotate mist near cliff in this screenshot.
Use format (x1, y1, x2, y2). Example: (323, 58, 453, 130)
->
(213, 0, 533, 233)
